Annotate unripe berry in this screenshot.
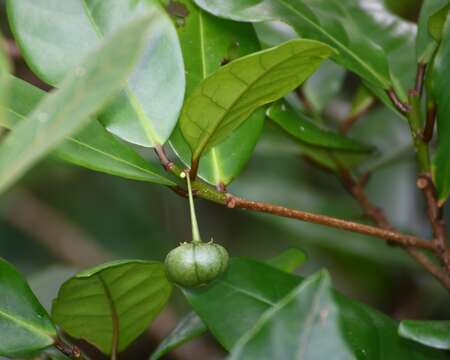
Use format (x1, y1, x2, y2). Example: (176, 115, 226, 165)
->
(165, 241, 229, 288)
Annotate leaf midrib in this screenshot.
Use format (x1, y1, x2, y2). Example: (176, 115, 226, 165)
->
(190, 41, 330, 159)
(4, 108, 172, 185)
(0, 308, 54, 341)
(198, 11, 224, 183)
(276, 0, 390, 88)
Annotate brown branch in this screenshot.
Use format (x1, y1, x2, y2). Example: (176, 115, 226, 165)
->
(415, 63, 427, 96)
(339, 171, 450, 291)
(339, 169, 392, 230)
(387, 89, 410, 114)
(340, 101, 375, 134)
(54, 338, 83, 359)
(226, 195, 434, 250)
(154, 144, 174, 171)
(417, 174, 450, 274)
(421, 101, 436, 143)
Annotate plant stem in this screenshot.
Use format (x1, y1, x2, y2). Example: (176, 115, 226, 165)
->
(54, 337, 85, 359)
(184, 171, 202, 242)
(226, 195, 433, 250)
(338, 169, 450, 291)
(422, 99, 436, 143)
(154, 145, 449, 291)
(408, 91, 431, 172)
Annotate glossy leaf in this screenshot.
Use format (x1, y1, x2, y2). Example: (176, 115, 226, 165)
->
(180, 39, 334, 161)
(7, 0, 185, 147)
(52, 260, 172, 355)
(432, 16, 450, 202)
(267, 101, 373, 170)
(183, 258, 301, 349)
(1, 76, 175, 186)
(149, 311, 207, 360)
(416, 0, 450, 62)
(266, 248, 307, 273)
(303, 61, 346, 113)
(0, 258, 56, 358)
(168, 0, 264, 185)
(229, 271, 356, 359)
(0, 15, 154, 194)
(399, 320, 450, 350)
(194, 0, 417, 99)
(150, 250, 305, 359)
(184, 258, 446, 359)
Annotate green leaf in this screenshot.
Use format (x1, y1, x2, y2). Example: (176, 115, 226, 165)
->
(416, 0, 450, 63)
(180, 39, 334, 162)
(0, 258, 56, 358)
(0, 15, 155, 194)
(149, 311, 207, 360)
(7, 0, 185, 147)
(267, 101, 373, 170)
(194, 0, 417, 99)
(183, 258, 301, 349)
(266, 248, 307, 273)
(303, 61, 346, 113)
(229, 271, 356, 359)
(52, 260, 172, 355)
(348, 84, 375, 120)
(183, 258, 446, 359)
(1, 76, 175, 186)
(429, 3, 450, 42)
(399, 320, 450, 350)
(0, 35, 10, 122)
(168, 0, 264, 185)
(432, 16, 450, 202)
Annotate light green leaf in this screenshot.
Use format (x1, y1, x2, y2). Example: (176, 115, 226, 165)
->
(0, 15, 155, 194)
(267, 248, 307, 273)
(0, 258, 56, 358)
(7, 0, 185, 147)
(416, 0, 450, 63)
(432, 16, 450, 202)
(168, 0, 264, 185)
(150, 311, 207, 360)
(267, 101, 373, 171)
(0, 35, 10, 122)
(399, 320, 450, 350)
(180, 39, 334, 162)
(1, 76, 176, 186)
(194, 0, 417, 100)
(52, 260, 172, 355)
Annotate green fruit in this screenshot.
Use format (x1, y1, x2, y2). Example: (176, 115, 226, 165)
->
(165, 241, 229, 288)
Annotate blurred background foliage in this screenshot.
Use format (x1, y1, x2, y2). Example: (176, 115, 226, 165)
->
(0, 0, 449, 359)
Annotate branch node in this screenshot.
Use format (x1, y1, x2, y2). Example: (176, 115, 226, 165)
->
(387, 89, 411, 114)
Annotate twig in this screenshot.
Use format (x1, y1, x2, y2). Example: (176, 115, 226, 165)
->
(226, 194, 433, 250)
(54, 338, 83, 359)
(387, 89, 410, 114)
(155, 147, 450, 291)
(415, 63, 427, 96)
(337, 170, 450, 291)
(339, 169, 392, 230)
(417, 174, 450, 274)
(154, 144, 174, 171)
(340, 101, 375, 134)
